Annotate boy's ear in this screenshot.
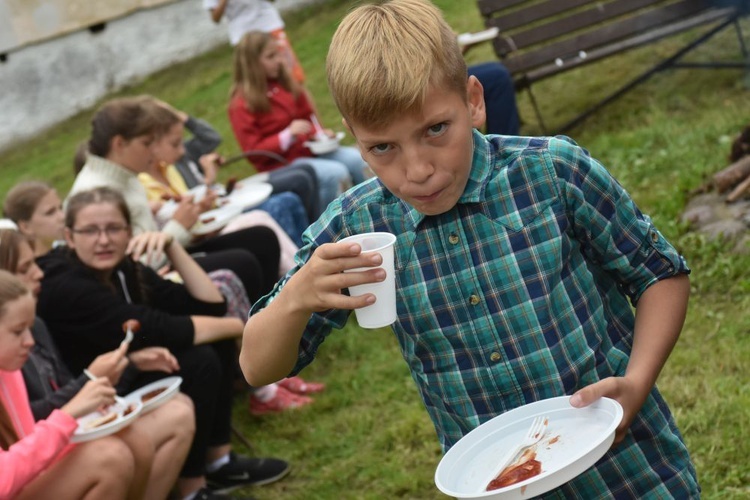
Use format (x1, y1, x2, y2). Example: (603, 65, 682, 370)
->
(466, 76, 486, 130)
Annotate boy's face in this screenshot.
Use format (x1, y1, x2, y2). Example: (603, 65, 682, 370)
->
(347, 77, 485, 215)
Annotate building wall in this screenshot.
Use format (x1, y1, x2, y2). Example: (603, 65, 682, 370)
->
(0, 0, 311, 152)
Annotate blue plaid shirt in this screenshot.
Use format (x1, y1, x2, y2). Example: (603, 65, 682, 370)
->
(252, 131, 699, 498)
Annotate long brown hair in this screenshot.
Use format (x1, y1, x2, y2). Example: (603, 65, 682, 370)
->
(87, 96, 161, 157)
(3, 181, 54, 226)
(65, 186, 132, 230)
(0, 270, 33, 450)
(0, 229, 33, 273)
(231, 30, 301, 112)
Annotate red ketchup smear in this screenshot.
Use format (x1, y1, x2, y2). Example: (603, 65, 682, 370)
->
(486, 459, 542, 491)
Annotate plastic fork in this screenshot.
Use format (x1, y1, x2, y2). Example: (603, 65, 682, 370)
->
(83, 369, 128, 406)
(120, 327, 134, 349)
(493, 415, 548, 477)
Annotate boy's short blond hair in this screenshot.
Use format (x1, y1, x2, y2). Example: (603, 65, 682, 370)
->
(327, 0, 467, 129)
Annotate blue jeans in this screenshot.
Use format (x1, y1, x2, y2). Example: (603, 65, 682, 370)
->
(256, 192, 308, 246)
(291, 146, 368, 212)
(468, 62, 520, 135)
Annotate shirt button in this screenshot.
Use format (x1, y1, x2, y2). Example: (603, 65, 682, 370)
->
(469, 294, 480, 305)
(448, 234, 459, 244)
(490, 352, 501, 362)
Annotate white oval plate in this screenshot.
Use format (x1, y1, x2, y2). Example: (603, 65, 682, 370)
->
(304, 131, 346, 155)
(191, 204, 243, 236)
(435, 396, 623, 499)
(222, 181, 273, 211)
(71, 399, 143, 443)
(186, 183, 226, 202)
(122, 376, 182, 414)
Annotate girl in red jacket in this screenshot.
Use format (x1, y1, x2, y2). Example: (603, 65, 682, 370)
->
(228, 30, 369, 212)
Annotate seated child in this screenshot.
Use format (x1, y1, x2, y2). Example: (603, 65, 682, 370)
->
(0, 270, 142, 499)
(228, 31, 370, 212)
(239, 0, 700, 497)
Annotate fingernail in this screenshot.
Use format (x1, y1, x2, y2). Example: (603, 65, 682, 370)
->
(570, 394, 583, 407)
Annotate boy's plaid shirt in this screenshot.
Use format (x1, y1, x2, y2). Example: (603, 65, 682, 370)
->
(253, 131, 699, 497)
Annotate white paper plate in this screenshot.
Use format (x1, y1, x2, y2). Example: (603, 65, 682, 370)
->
(191, 204, 243, 236)
(238, 173, 271, 185)
(71, 399, 143, 443)
(304, 131, 346, 155)
(435, 396, 623, 499)
(457, 27, 500, 47)
(221, 182, 273, 211)
(122, 376, 182, 414)
(186, 183, 226, 203)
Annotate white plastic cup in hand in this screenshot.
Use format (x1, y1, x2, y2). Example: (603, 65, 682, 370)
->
(340, 232, 397, 329)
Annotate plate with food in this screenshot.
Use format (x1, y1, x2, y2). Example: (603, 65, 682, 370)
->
(221, 181, 273, 211)
(122, 376, 182, 414)
(304, 131, 346, 155)
(434, 396, 622, 499)
(191, 204, 243, 236)
(71, 399, 143, 443)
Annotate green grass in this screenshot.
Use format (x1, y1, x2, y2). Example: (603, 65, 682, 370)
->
(3, 1, 750, 498)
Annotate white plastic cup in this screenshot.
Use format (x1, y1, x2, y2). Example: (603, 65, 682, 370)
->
(340, 232, 397, 329)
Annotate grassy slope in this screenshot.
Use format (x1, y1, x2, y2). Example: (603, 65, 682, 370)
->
(2, 1, 749, 498)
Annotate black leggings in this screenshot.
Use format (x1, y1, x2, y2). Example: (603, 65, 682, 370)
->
(133, 340, 237, 478)
(190, 226, 280, 300)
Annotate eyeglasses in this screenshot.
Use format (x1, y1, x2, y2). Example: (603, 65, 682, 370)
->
(70, 225, 129, 239)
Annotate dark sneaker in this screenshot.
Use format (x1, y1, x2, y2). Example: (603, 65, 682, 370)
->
(206, 453, 290, 493)
(192, 486, 256, 499)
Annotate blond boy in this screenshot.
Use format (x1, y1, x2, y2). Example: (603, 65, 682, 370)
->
(241, 0, 699, 496)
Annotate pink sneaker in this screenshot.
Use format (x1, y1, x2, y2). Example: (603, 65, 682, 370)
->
(278, 376, 326, 395)
(248, 385, 313, 416)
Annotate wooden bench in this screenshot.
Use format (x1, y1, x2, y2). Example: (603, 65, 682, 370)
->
(477, 0, 750, 133)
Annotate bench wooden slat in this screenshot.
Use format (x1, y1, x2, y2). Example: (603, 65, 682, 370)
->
(517, 8, 737, 84)
(485, 0, 610, 32)
(498, 0, 715, 74)
(491, 0, 679, 50)
(477, 0, 532, 17)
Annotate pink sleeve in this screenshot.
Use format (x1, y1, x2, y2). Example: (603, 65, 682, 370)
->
(0, 410, 77, 499)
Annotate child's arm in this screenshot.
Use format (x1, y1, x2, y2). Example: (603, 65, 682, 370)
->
(571, 273, 689, 443)
(240, 241, 384, 386)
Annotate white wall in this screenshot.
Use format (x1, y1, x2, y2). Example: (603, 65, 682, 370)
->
(0, 0, 313, 152)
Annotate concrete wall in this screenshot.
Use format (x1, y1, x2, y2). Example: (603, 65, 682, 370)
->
(0, 0, 312, 152)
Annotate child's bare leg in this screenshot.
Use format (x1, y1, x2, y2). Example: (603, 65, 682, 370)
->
(115, 425, 155, 500)
(128, 394, 196, 499)
(17, 436, 134, 499)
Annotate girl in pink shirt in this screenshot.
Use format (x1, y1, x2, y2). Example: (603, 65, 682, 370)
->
(0, 270, 137, 499)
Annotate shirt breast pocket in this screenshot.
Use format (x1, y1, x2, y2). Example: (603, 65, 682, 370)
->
(482, 162, 558, 233)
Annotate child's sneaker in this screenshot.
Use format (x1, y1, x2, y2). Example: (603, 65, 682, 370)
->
(248, 385, 313, 416)
(278, 376, 326, 394)
(206, 453, 290, 492)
